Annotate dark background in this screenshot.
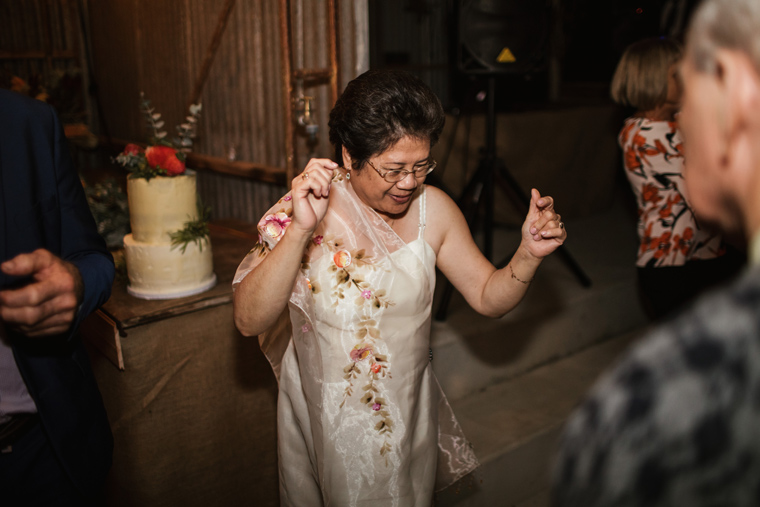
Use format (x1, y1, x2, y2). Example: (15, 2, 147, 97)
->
(368, 0, 701, 112)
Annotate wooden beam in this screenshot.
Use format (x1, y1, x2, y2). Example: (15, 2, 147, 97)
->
(105, 138, 286, 185)
(0, 50, 78, 60)
(292, 68, 332, 81)
(185, 152, 287, 186)
(186, 0, 237, 110)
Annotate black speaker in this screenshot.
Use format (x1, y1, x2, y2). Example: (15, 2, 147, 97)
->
(458, 0, 551, 75)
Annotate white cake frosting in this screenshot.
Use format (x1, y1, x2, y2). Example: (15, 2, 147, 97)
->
(123, 234, 215, 298)
(127, 174, 198, 243)
(123, 171, 216, 299)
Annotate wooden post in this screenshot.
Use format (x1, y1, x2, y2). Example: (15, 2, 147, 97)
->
(279, 0, 296, 186)
(327, 0, 339, 107)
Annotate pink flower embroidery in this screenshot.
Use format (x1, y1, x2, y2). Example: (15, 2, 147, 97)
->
(361, 290, 372, 299)
(301, 324, 310, 333)
(313, 235, 323, 245)
(260, 212, 291, 241)
(372, 403, 381, 411)
(350, 344, 373, 362)
(283, 195, 292, 201)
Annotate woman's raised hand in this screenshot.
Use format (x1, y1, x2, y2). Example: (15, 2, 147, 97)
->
(521, 188, 567, 259)
(290, 158, 339, 234)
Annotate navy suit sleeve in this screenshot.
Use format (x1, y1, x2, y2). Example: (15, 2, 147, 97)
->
(0, 90, 113, 341)
(49, 104, 114, 335)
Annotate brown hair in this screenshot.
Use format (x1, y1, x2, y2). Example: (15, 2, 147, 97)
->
(610, 37, 683, 111)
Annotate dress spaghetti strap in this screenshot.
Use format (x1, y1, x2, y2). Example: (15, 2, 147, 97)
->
(418, 184, 427, 241)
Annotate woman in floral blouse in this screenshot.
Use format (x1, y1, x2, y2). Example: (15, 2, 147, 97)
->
(232, 70, 566, 506)
(611, 36, 742, 320)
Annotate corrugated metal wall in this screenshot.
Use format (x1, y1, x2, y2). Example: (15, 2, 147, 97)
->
(85, 0, 368, 224)
(0, 0, 92, 124)
(2, 0, 368, 224)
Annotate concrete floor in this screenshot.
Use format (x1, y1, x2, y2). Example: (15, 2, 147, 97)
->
(429, 182, 654, 506)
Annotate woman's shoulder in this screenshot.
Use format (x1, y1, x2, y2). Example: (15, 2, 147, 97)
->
(424, 184, 459, 215)
(422, 184, 468, 249)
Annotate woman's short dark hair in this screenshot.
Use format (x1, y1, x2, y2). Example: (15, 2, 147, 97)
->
(328, 69, 445, 169)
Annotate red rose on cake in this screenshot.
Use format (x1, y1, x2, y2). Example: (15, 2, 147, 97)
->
(112, 93, 200, 180)
(123, 143, 143, 156)
(145, 145, 186, 176)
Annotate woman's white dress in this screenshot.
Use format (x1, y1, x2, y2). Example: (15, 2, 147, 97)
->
(234, 174, 478, 506)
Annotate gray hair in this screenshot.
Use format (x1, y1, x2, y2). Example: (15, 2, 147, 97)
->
(687, 0, 760, 74)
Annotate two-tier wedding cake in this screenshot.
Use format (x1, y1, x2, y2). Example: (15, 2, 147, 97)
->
(115, 97, 214, 300)
(123, 171, 216, 299)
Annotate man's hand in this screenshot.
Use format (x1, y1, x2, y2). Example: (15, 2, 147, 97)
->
(0, 249, 84, 337)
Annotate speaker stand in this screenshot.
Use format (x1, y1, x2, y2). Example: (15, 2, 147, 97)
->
(434, 75, 592, 322)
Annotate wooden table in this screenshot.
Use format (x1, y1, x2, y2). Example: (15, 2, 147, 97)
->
(82, 220, 279, 507)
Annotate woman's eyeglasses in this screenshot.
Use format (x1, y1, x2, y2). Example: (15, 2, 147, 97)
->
(366, 159, 437, 183)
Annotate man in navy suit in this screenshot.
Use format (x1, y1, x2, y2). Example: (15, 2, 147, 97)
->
(0, 88, 114, 504)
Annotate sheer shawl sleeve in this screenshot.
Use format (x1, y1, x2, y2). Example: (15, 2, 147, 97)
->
(232, 194, 296, 381)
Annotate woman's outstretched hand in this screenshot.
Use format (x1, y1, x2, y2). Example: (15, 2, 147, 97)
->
(290, 158, 339, 235)
(521, 188, 567, 259)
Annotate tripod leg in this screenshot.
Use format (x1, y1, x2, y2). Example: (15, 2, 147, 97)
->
(496, 245, 591, 286)
(555, 247, 592, 287)
(434, 157, 494, 322)
(493, 163, 593, 287)
(434, 269, 456, 321)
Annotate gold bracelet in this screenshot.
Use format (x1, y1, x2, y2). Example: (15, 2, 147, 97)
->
(509, 263, 533, 284)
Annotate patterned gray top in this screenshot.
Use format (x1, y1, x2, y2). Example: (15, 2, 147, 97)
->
(552, 264, 760, 506)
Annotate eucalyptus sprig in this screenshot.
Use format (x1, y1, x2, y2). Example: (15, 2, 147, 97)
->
(140, 92, 170, 146)
(169, 203, 212, 254)
(174, 103, 202, 153)
(82, 176, 130, 248)
(114, 94, 201, 180)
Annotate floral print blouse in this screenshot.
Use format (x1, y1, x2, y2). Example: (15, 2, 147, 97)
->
(619, 117, 724, 267)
